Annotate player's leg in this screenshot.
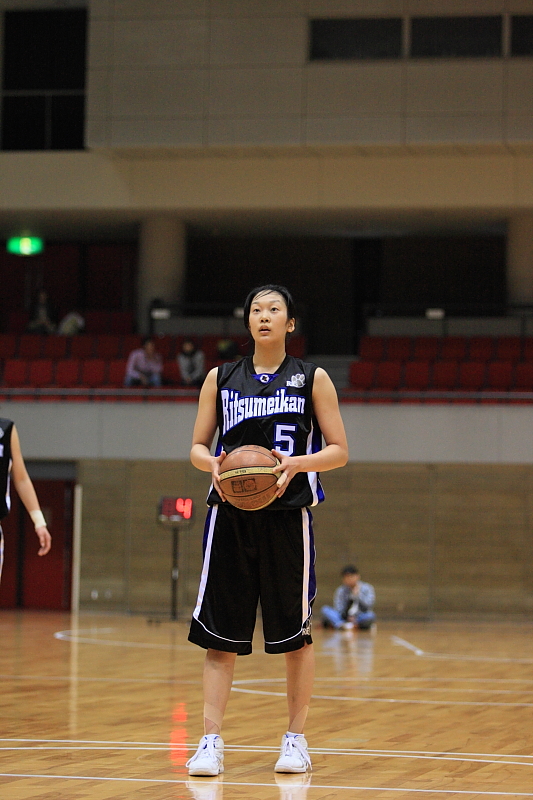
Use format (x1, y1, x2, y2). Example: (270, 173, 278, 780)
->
(187, 648, 236, 777)
(203, 648, 237, 735)
(258, 508, 315, 773)
(285, 642, 314, 734)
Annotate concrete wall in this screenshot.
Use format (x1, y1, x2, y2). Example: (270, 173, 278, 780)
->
(86, 0, 533, 150)
(6, 400, 533, 464)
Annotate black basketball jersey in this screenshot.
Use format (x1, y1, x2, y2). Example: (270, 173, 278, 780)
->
(207, 355, 325, 509)
(0, 419, 14, 520)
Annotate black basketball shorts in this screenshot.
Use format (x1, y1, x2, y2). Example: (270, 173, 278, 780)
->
(188, 503, 316, 655)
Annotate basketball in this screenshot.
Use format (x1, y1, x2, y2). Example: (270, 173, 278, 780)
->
(219, 445, 281, 511)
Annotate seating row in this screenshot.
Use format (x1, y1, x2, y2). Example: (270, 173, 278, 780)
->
(6, 310, 135, 334)
(359, 335, 533, 363)
(349, 360, 533, 392)
(0, 333, 306, 362)
(1, 358, 184, 388)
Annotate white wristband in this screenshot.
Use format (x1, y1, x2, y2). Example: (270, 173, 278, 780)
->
(30, 509, 46, 529)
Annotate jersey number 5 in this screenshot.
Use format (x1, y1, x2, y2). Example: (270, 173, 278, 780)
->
(274, 423, 297, 456)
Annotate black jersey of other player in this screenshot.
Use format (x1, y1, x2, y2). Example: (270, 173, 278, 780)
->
(0, 419, 13, 520)
(207, 355, 325, 510)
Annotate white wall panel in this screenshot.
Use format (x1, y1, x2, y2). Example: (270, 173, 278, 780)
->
(207, 116, 302, 146)
(113, 0, 207, 18)
(209, 0, 307, 16)
(507, 62, 533, 115)
(113, 20, 207, 67)
(309, 0, 405, 15)
(111, 69, 207, 117)
(305, 116, 403, 145)
(306, 64, 403, 115)
(405, 62, 504, 115)
(110, 119, 204, 148)
(208, 68, 302, 116)
(209, 17, 306, 66)
(406, 114, 503, 144)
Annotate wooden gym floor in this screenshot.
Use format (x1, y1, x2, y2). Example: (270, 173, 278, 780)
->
(1, 611, 533, 799)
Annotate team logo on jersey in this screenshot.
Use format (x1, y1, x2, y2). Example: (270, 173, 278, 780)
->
(286, 373, 305, 388)
(254, 373, 278, 384)
(221, 387, 306, 434)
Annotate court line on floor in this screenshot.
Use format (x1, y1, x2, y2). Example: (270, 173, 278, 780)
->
(1, 739, 533, 767)
(0, 772, 532, 796)
(391, 636, 533, 664)
(54, 629, 190, 650)
(231, 685, 533, 707)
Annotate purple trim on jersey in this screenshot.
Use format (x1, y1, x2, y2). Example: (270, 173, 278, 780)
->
(202, 506, 214, 554)
(306, 508, 317, 610)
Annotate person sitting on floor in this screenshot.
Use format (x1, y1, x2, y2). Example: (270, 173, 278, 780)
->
(321, 564, 376, 630)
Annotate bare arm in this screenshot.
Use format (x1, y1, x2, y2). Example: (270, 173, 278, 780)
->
(190, 368, 227, 500)
(10, 425, 51, 555)
(274, 367, 349, 496)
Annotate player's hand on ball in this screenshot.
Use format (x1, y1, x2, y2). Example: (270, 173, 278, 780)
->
(212, 450, 227, 501)
(272, 450, 302, 497)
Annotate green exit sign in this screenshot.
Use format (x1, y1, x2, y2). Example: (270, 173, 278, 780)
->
(6, 236, 44, 256)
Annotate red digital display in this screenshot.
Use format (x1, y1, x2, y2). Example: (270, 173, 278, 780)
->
(159, 496, 193, 523)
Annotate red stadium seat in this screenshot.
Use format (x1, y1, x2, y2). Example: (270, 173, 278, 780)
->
(439, 337, 467, 361)
(349, 361, 375, 390)
(412, 337, 439, 361)
(70, 335, 95, 359)
(402, 361, 431, 390)
(358, 337, 386, 361)
(18, 335, 43, 358)
(42, 336, 68, 359)
(0, 334, 17, 359)
(106, 359, 127, 387)
(522, 339, 533, 362)
(386, 337, 412, 361)
(28, 359, 54, 387)
(95, 335, 121, 359)
(494, 337, 521, 362)
(3, 359, 29, 386)
(432, 361, 458, 390)
(163, 361, 180, 385)
(122, 335, 142, 357)
(514, 362, 533, 391)
(80, 359, 107, 387)
(54, 359, 81, 387)
(286, 335, 305, 358)
(458, 362, 486, 391)
(486, 361, 514, 391)
(152, 335, 175, 360)
(375, 361, 402, 390)
(467, 337, 495, 362)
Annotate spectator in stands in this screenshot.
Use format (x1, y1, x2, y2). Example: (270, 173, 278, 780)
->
(124, 336, 163, 387)
(177, 338, 205, 387)
(321, 565, 376, 631)
(58, 309, 85, 336)
(27, 289, 56, 334)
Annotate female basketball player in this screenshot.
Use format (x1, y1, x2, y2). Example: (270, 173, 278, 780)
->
(186, 285, 348, 777)
(0, 419, 51, 585)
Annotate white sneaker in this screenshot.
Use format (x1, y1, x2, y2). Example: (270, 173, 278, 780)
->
(274, 734, 312, 773)
(186, 735, 224, 776)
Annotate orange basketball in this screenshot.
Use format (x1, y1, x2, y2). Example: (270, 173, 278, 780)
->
(219, 445, 281, 511)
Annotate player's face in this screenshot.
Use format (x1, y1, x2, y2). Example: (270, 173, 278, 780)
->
(248, 291, 295, 344)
